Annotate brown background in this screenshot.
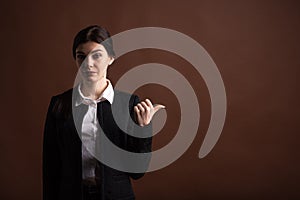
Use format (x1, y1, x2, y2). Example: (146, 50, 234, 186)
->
(0, 0, 299, 199)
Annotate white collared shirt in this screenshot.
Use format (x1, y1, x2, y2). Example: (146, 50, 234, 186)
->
(75, 79, 114, 179)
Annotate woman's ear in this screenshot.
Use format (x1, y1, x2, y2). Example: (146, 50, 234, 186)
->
(109, 57, 115, 65)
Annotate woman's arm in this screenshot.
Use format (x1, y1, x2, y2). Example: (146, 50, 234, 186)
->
(126, 95, 153, 180)
(42, 96, 61, 200)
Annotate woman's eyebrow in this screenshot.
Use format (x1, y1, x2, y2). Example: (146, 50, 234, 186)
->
(90, 49, 103, 54)
(76, 49, 103, 55)
(76, 51, 85, 55)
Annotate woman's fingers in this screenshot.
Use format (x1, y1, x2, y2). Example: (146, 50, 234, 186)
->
(134, 105, 140, 113)
(137, 103, 145, 113)
(145, 99, 154, 109)
(134, 99, 166, 126)
(141, 102, 150, 113)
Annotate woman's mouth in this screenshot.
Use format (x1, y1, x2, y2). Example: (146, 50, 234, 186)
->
(83, 71, 97, 76)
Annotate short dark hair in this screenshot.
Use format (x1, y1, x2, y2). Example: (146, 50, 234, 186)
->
(72, 25, 115, 59)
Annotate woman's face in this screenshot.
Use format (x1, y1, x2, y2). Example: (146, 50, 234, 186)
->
(75, 41, 114, 83)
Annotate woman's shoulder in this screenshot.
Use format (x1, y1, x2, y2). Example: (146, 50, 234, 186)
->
(114, 90, 137, 98)
(49, 88, 74, 117)
(113, 90, 140, 107)
(52, 88, 73, 100)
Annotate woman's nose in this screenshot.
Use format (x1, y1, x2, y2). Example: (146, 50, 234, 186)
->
(82, 55, 94, 68)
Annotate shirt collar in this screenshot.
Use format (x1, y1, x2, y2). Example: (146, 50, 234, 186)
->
(75, 79, 114, 107)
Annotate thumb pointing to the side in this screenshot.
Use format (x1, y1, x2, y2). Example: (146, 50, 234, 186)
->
(153, 104, 166, 115)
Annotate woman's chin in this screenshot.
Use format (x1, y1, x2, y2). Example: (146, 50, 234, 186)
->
(82, 76, 98, 83)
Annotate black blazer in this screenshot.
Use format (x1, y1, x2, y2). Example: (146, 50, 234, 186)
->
(43, 87, 152, 200)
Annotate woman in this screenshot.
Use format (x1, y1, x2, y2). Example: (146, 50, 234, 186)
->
(43, 25, 164, 200)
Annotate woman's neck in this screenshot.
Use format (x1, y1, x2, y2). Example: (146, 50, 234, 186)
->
(81, 78, 108, 100)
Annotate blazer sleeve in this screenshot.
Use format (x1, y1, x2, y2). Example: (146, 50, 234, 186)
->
(43, 96, 61, 200)
(127, 95, 153, 180)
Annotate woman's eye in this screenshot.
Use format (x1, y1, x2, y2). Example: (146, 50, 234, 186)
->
(92, 53, 102, 60)
(76, 55, 86, 60)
